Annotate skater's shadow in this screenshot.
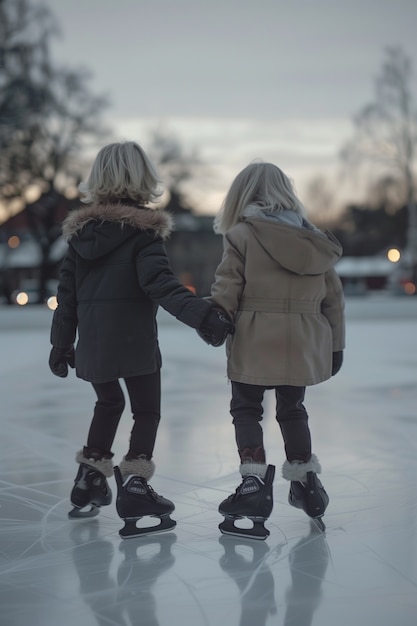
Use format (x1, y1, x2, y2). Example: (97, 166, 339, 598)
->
(70, 522, 176, 626)
(218, 535, 277, 626)
(283, 522, 330, 626)
(116, 533, 177, 626)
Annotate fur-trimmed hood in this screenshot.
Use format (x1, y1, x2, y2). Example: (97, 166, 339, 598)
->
(62, 203, 174, 261)
(63, 203, 174, 240)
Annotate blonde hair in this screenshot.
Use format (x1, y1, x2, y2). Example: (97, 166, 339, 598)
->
(213, 161, 305, 234)
(79, 141, 163, 204)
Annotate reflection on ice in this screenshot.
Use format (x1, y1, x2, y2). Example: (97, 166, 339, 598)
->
(218, 536, 277, 626)
(284, 525, 329, 626)
(117, 534, 177, 624)
(1, 299, 417, 626)
(71, 523, 177, 626)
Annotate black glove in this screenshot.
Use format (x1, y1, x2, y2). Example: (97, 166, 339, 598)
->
(197, 308, 234, 347)
(332, 351, 343, 376)
(49, 345, 75, 378)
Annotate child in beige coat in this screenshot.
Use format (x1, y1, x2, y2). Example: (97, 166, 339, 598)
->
(209, 161, 345, 538)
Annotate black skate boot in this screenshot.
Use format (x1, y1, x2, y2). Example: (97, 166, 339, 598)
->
(114, 458, 176, 539)
(283, 454, 329, 531)
(68, 449, 113, 519)
(219, 464, 275, 540)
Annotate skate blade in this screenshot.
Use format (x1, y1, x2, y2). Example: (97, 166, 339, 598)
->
(219, 517, 270, 540)
(288, 495, 327, 532)
(68, 505, 100, 519)
(119, 515, 176, 539)
(288, 500, 327, 532)
(288, 498, 326, 533)
(311, 517, 326, 532)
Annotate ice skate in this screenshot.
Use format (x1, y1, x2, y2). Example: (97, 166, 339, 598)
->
(68, 450, 113, 519)
(114, 460, 176, 539)
(282, 454, 329, 531)
(218, 464, 275, 540)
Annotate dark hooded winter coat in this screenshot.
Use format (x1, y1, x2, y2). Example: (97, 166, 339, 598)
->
(50, 202, 212, 383)
(210, 211, 345, 386)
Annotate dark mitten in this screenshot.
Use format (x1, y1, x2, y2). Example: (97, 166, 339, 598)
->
(49, 345, 75, 378)
(197, 308, 234, 347)
(332, 350, 343, 376)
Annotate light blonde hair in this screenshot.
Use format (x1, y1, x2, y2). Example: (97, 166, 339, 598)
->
(213, 161, 305, 234)
(79, 141, 163, 204)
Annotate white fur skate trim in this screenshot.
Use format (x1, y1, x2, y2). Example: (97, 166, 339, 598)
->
(240, 462, 267, 479)
(75, 450, 114, 477)
(119, 457, 155, 481)
(281, 454, 322, 481)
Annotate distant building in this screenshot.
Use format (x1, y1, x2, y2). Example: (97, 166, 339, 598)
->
(164, 213, 222, 296)
(4, 203, 401, 303)
(0, 204, 222, 303)
(335, 256, 396, 294)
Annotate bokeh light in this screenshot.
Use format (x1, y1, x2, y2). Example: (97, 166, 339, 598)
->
(15, 292, 29, 305)
(404, 282, 416, 295)
(47, 296, 58, 310)
(387, 248, 401, 262)
(8, 236, 20, 249)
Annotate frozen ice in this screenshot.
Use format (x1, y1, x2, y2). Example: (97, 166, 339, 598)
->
(1, 296, 417, 626)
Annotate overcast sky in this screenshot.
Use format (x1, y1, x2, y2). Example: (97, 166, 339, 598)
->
(45, 0, 417, 213)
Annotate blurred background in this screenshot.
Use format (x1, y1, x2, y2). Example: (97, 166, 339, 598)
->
(1, 0, 417, 304)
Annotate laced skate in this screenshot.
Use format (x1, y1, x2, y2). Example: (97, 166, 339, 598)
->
(114, 466, 176, 539)
(218, 464, 275, 540)
(68, 463, 112, 519)
(288, 471, 329, 531)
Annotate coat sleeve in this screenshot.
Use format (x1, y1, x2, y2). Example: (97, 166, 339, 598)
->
(321, 267, 345, 351)
(135, 237, 212, 329)
(50, 246, 78, 347)
(209, 233, 246, 319)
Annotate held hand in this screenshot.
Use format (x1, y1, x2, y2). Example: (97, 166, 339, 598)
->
(49, 345, 75, 378)
(332, 350, 343, 376)
(197, 308, 234, 347)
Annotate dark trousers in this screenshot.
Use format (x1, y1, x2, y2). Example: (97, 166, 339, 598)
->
(230, 381, 312, 463)
(86, 369, 161, 460)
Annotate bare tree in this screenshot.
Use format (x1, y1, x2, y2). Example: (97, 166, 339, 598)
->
(0, 0, 109, 302)
(305, 175, 336, 227)
(148, 127, 200, 214)
(0, 0, 56, 195)
(0, 0, 109, 204)
(341, 46, 417, 263)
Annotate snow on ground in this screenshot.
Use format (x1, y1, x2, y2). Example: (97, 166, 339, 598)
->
(1, 294, 417, 626)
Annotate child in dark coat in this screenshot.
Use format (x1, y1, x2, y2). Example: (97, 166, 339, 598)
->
(49, 141, 233, 537)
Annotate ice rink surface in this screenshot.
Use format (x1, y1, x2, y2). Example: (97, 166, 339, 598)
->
(1, 295, 417, 626)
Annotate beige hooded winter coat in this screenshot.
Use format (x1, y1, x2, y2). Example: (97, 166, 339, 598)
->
(210, 213, 345, 386)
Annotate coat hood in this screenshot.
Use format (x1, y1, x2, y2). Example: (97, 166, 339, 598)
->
(244, 215, 342, 276)
(62, 203, 174, 261)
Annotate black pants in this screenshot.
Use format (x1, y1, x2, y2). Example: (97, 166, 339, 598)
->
(230, 381, 312, 463)
(86, 369, 161, 459)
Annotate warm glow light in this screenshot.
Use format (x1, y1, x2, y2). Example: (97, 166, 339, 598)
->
(47, 296, 58, 310)
(404, 282, 416, 295)
(64, 186, 79, 199)
(179, 272, 196, 294)
(16, 292, 29, 305)
(24, 184, 42, 203)
(8, 235, 20, 248)
(387, 248, 401, 263)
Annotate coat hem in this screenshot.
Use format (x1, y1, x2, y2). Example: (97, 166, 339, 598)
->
(227, 371, 330, 387)
(76, 365, 160, 384)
